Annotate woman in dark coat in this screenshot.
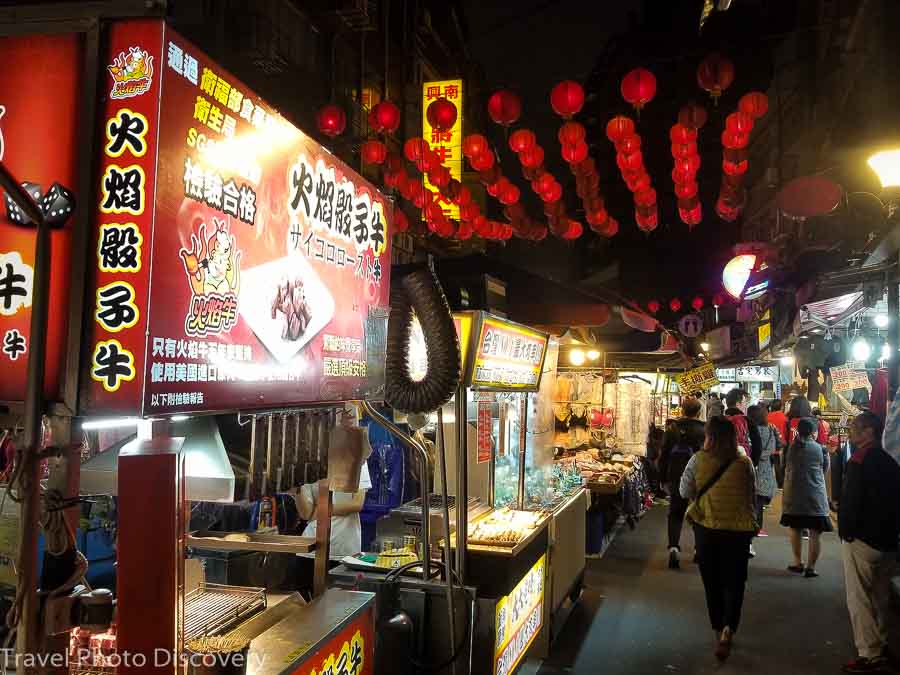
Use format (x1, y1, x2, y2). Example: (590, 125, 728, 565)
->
(781, 418, 832, 577)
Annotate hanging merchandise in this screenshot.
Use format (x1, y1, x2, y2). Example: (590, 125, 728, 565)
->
(607, 115, 657, 232)
(620, 68, 657, 113)
(696, 52, 735, 103)
(715, 91, 768, 221)
(487, 89, 522, 126)
(316, 103, 346, 137)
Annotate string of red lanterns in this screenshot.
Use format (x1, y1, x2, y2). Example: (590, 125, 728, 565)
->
(715, 91, 768, 222)
(607, 115, 657, 233)
(670, 103, 706, 227)
(549, 81, 617, 238)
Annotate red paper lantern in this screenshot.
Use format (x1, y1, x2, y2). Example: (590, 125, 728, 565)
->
(671, 167, 694, 185)
(647, 300, 661, 314)
(385, 152, 404, 173)
(463, 134, 489, 158)
(636, 209, 658, 233)
(606, 115, 635, 142)
(692, 296, 704, 311)
(426, 97, 458, 132)
(697, 53, 735, 101)
(617, 151, 643, 173)
(472, 215, 489, 236)
(680, 203, 703, 226)
(369, 100, 401, 134)
(716, 198, 741, 222)
(620, 68, 657, 111)
(404, 137, 427, 162)
(678, 102, 708, 130)
(550, 80, 585, 118)
(726, 112, 755, 136)
(617, 134, 642, 155)
(558, 121, 586, 146)
(541, 182, 563, 203)
(456, 221, 474, 241)
(635, 188, 657, 207)
(625, 171, 651, 194)
(457, 186, 472, 206)
(509, 129, 537, 153)
(487, 89, 522, 126)
(562, 141, 589, 164)
(739, 91, 769, 120)
(499, 183, 520, 205)
(675, 181, 698, 199)
(519, 145, 545, 169)
(560, 220, 583, 240)
(478, 165, 501, 185)
(316, 104, 346, 137)
(587, 207, 608, 227)
(535, 172, 556, 194)
(672, 142, 697, 159)
(603, 217, 620, 237)
(393, 209, 409, 233)
(361, 139, 387, 165)
(722, 130, 749, 150)
(429, 166, 451, 188)
(470, 151, 496, 171)
(713, 293, 725, 307)
(670, 124, 698, 145)
(669, 298, 682, 312)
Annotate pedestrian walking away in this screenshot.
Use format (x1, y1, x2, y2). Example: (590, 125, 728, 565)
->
(658, 396, 705, 569)
(839, 412, 900, 673)
(781, 418, 832, 578)
(681, 416, 758, 662)
(748, 404, 779, 537)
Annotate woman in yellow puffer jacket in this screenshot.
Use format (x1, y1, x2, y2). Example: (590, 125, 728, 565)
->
(680, 416, 758, 662)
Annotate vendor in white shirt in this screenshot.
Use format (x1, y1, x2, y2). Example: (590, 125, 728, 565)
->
(300, 462, 371, 559)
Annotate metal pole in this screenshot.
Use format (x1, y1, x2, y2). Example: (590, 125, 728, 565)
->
(516, 394, 527, 511)
(889, 277, 900, 401)
(454, 387, 467, 583)
(435, 409, 458, 675)
(17, 221, 50, 668)
(359, 401, 431, 580)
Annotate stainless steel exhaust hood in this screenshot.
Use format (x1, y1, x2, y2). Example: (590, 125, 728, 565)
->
(80, 416, 236, 502)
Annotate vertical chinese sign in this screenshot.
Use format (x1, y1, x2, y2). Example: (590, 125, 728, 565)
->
(477, 398, 492, 464)
(87, 20, 163, 413)
(0, 34, 83, 402)
(421, 79, 463, 221)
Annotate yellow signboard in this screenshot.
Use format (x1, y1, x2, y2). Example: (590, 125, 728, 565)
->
(471, 316, 548, 391)
(676, 362, 720, 392)
(494, 553, 546, 675)
(422, 79, 463, 220)
(453, 312, 473, 374)
(757, 309, 771, 350)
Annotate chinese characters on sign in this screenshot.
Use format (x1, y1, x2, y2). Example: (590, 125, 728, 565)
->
(289, 608, 373, 675)
(830, 365, 870, 393)
(421, 79, 463, 221)
(477, 399, 493, 464)
(471, 316, 548, 391)
(675, 362, 720, 392)
(494, 554, 545, 675)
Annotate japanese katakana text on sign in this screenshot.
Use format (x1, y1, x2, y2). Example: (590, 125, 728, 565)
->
(471, 315, 549, 391)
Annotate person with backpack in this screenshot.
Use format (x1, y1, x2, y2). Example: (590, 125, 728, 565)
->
(659, 396, 706, 569)
(680, 416, 759, 661)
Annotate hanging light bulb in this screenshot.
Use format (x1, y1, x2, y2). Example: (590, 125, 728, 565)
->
(852, 337, 872, 362)
(875, 314, 890, 328)
(569, 349, 586, 366)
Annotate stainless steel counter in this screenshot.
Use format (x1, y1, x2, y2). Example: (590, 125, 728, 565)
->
(246, 588, 375, 675)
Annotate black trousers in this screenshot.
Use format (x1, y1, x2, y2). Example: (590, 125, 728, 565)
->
(668, 490, 689, 550)
(693, 524, 753, 632)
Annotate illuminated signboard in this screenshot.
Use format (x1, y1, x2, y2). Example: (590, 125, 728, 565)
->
(470, 315, 548, 392)
(422, 79, 463, 220)
(85, 21, 392, 414)
(494, 553, 546, 675)
(0, 33, 84, 403)
(288, 606, 374, 674)
(675, 362, 720, 392)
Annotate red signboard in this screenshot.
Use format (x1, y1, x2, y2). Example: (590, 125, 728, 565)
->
(85, 19, 164, 413)
(290, 607, 374, 675)
(0, 33, 84, 402)
(85, 21, 392, 415)
(477, 399, 492, 464)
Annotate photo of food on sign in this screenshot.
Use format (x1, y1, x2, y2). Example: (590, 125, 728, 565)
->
(143, 29, 391, 414)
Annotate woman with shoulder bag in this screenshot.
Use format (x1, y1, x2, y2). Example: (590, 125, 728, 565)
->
(680, 416, 759, 662)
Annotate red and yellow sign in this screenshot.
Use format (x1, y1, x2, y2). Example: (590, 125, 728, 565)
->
(290, 607, 374, 675)
(422, 79, 463, 220)
(494, 553, 546, 675)
(453, 311, 474, 373)
(471, 315, 548, 391)
(675, 362, 719, 392)
(85, 21, 392, 415)
(0, 33, 85, 403)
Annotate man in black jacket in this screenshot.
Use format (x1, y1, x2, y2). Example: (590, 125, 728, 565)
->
(839, 412, 900, 673)
(659, 397, 706, 569)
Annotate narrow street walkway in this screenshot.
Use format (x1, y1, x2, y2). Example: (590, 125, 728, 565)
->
(538, 497, 893, 675)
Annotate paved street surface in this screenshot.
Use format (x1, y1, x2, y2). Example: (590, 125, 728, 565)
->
(537, 496, 898, 674)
